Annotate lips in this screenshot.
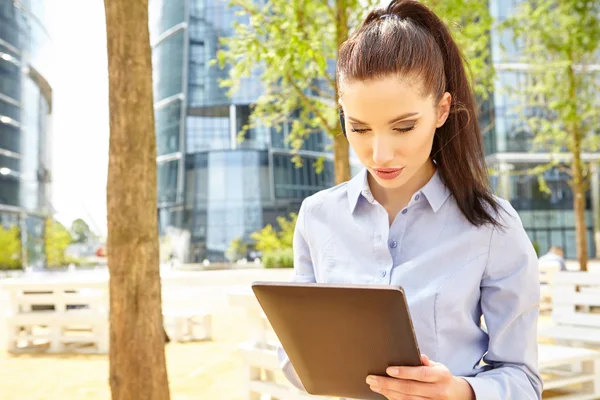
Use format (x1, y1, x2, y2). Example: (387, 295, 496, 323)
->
(374, 168, 402, 173)
(372, 168, 404, 180)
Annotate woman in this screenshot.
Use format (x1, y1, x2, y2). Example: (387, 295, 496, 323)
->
(278, 0, 542, 399)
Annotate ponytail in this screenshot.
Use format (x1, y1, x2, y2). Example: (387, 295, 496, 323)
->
(337, 0, 502, 227)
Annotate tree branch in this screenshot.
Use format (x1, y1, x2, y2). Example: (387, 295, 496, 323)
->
(285, 71, 334, 134)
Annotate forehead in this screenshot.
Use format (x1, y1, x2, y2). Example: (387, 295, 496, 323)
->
(339, 75, 431, 117)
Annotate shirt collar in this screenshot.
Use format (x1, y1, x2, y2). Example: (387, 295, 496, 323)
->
(347, 168, 450, 213)
(347, 168, 370, 213)
(420, 170, 451, 212)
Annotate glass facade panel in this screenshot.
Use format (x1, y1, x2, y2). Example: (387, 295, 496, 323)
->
(273, 153, 334, 199)
(151, 0, 347, 261)
(183, 150, 271, 261)
(19, 76, 45, 211)
(157, 160, 179, 205)
(508, 164, 596, 258)
(0, 99, 20, 120)
(0, 0, 51, 268)
(152, 29, 184, 102)
(0, 0, 23, 49)
(509, 166, 592, 211)
(186, 105, 230, 152)
(0, 176, 19, 206)
(0, 122, 20, 153)
(0, 58, 21, 101)
(0, 154, 19, 171)
(149, 0, 185, 42)
(155, 99, 181, 156)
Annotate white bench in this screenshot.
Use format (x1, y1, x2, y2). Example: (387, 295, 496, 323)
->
(539, 344, 600, 399)
(0, 277, 109, 353)
(539, 272, 600, 346)
(229, 289, 334, 400)
(539, 262, 560, 313)
(161, 286, 213, 342)
(0, 272, 216, 352)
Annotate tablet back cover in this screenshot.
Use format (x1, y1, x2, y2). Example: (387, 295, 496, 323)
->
(252, 282, 422, 400)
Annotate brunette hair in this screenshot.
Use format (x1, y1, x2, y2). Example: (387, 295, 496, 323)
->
(336, 0, 502, 227)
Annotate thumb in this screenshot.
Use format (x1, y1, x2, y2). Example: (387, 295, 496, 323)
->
(420, 354, 432, 366)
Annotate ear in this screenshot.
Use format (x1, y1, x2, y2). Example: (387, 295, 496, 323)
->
(436, 92, 451, 128)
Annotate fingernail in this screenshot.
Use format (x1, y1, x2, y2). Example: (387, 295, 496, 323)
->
(366, 376, 376, 385)
(387, 367, 399, 376)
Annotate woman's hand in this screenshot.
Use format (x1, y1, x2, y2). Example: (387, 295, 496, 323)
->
(366, 355, 475, 400)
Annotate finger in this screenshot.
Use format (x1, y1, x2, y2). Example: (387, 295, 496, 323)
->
(420, 354, 442, 367)
(385, 364, 450, 383)
(371, 383, 431, 399)
(368, 376, 438, 398)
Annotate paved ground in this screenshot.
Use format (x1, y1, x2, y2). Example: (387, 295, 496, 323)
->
(0, 268, 294, 400)
(0, 265, 598, 399)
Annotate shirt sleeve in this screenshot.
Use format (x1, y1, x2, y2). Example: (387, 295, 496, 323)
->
(462, 202, 543, 399)
(277, 198, 315, 391)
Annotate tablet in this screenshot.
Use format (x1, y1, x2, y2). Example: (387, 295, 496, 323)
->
(251, 282, 422, 400)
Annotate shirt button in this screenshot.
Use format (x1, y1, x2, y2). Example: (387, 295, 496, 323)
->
(415, 194, 420, 201)
(381, 270, 387, 277)
(389, 241, 397, 248)
(402, 209, 408, 215)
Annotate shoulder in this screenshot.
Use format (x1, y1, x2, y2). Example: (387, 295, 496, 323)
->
(492, 196, 523, 229)
(484, 196, 538, 275)
(300, 180, 351, 215)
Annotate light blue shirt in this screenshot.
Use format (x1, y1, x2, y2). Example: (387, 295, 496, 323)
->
(278, 168, 542, 400)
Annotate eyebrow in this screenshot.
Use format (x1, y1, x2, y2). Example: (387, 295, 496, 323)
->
(347, 112, 419, 125)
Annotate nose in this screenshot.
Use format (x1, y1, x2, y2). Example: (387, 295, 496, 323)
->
(372, 135, 394, 165)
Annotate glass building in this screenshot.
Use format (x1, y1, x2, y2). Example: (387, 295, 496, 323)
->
(149, 0, 335, 262)
(486, 0, 600, 259)
(0, 0, 52, 268)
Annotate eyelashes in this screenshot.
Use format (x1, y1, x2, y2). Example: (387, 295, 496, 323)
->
(350, 126, 416, 134)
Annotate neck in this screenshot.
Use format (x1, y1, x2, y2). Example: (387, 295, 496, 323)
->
(368, 159, 436, 212)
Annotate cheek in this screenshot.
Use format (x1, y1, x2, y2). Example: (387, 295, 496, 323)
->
(405, 127, 436, 159)
(347, 136, 371, 160)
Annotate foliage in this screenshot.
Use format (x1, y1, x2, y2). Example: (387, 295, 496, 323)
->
(424, 0, 495, 102)
(45, 218, 73, 267)
(263, 248, 294, 269)
(0, 225, 22, 269)
(226, 236, 249, 262)
(501, 0, 600, 268)
(215, 0, 380, 182)
(501, 0, 600, 164)
(70, 218, 94, 244)
(251, 212, 297, 268)
(216, 0, 495, 180)
(531, 241, 540, 257)
(250, 212, 297, 253)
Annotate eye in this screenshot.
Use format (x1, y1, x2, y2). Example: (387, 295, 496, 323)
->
(350, 128, 370, 134)
(394, 125, 416, 133)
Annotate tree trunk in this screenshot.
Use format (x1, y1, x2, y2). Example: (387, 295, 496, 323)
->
(567, 60, 588, 272)
(572, 157, 588, 272)
(104, 1, 171, 399)
(333, 0, 351, 184)
(333, 134, 351, 184)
